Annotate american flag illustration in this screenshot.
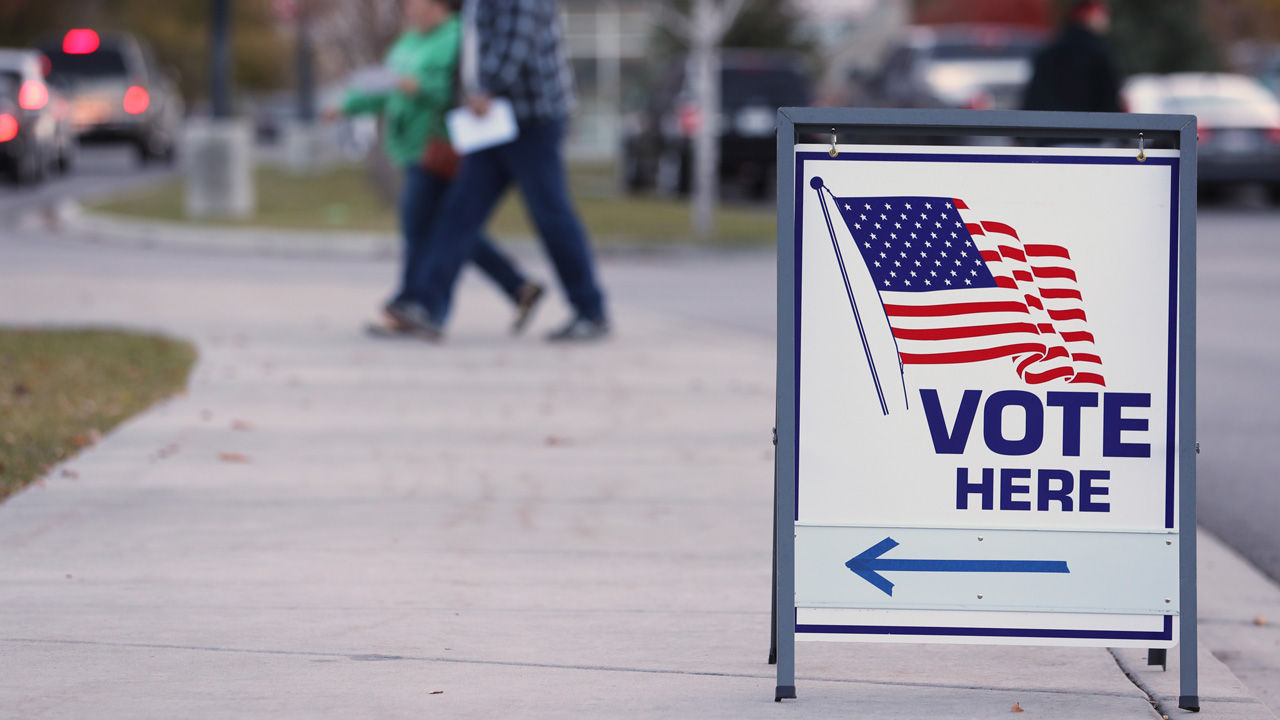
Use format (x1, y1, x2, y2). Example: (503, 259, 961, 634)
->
(827, 193, 1105, 387)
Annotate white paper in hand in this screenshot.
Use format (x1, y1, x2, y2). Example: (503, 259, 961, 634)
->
(446, 98, 519, 154)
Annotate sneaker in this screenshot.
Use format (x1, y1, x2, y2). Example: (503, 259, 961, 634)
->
(546, 315, 610, 342)
(384, 301, 444, 341)
(511, 283, 545, 335)
(365, 321, 411, 338)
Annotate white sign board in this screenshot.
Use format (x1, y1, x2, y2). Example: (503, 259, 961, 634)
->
(791, 144, 1182, 647)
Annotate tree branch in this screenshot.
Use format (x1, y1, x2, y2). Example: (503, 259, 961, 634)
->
(651, 1, 694, 41)
(713, 0, 748, 39)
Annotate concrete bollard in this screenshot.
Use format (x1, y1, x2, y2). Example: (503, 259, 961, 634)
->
(183, 118, 255, 219)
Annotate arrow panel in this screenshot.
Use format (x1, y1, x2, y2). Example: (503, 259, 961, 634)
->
(795, 525, 1177, 615)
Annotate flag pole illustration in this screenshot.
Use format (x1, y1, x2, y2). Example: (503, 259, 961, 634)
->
(812, 177, 1105, 414)
(812, 177, 890, 416)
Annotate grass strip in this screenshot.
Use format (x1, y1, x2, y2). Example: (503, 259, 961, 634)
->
(0, 328, 196, 501)
(88, 163, 777, 247)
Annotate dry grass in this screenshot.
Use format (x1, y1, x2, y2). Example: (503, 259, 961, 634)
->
(0, 328, 196, 501)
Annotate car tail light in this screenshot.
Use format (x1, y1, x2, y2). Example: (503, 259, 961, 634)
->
(123, 85, 150, 115)
(1267, 128, 1280, 145)
(18, 81, 48, 111)
(1198, 125, 1211, 144)
(964, 91, 994, 111)
(38, 53, 52, 78)
(0, 114, 17, 143)
(63, 29, 100, 55)
(677, 103, 702, 137)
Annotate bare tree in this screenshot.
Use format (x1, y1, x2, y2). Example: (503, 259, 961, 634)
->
(653, 0, 745, 240)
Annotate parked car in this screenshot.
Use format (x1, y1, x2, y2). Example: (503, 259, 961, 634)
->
(1124, 73, 1280, 194)
(622, 51, 812, 198)
(858, 25, 1046, 111)
(36, 29, 182, 164)
(0, 48, 74, 184)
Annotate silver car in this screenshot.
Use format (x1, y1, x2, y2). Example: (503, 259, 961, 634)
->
(1124, 73, 1280, 194)
(37, 30, 182, 165)
(0, 48, 75, 184)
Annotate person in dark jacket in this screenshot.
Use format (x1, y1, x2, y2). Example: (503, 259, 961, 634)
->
(390, 0, 610, 343)
(1023, 0, 1122, 113)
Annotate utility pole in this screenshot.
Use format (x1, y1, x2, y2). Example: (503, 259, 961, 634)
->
(654, 0, 745, 241)
(211, 0, 232, 118)
(295, 0, 316, 123)
(186, 0, 255, 219)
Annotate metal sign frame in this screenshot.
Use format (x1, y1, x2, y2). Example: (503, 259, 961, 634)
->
(772, 107, 1198, 710)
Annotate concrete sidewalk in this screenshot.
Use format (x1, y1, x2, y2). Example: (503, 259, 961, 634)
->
(0, 238, 1274, 718)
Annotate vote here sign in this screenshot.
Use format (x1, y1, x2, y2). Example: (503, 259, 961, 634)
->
(790, 144, 1183, 647)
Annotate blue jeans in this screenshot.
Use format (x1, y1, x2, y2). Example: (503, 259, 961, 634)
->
(404, 119, 606, 323)
(394, 164, 526, 305)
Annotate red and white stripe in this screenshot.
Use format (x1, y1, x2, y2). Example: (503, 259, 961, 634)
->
(878, 198, 1104, 386)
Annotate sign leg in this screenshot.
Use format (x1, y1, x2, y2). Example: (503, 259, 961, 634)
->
(774, 443, 795, 700)
(1178, 528, 1199, 711)
(770, 426, 778, 665)
(1146, 648, 1167, 670)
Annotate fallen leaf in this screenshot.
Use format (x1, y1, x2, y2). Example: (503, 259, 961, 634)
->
(429, 690, 444, 695)
(1254, 615, 1268, 627)
(544, 435, 570, 447)
(219, 452, 250, 463)
(61, 469, 79, 480)
(1011, 702, 1024, 713)
(231, 420, 253, 431)
(65, 574, 72, 579)
(12, 382, 29, 397)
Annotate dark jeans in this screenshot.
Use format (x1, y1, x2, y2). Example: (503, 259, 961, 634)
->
(404, 119, 605, 323)
(394, 163, 526, 305)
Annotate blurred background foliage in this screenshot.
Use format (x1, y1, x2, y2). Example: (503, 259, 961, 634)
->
(0, 0, 288, 103)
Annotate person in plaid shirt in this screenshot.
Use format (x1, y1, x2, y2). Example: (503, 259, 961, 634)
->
(390, 0, 610, 342)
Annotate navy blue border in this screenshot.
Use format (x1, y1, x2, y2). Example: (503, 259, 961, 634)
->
(797, 614, 1174, 641)
(793, 149, 1180, 642)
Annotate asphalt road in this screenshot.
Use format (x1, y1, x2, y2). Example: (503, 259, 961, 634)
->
(4, 150, 1280, 585)
(0, 146, 173, 221)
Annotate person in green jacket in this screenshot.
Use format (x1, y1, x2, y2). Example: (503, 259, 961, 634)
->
(327, 0, 543, 337)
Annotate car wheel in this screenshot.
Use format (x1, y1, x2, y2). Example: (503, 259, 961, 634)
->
(15, 149, 45, 185)
(136, 137, 154, 166)
(57, 145, 75, 174)
(1268, 183, 1280, 206)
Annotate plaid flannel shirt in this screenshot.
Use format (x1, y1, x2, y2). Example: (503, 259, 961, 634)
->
(474, 0, 574, 121)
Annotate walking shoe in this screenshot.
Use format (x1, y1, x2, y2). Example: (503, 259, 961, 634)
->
(365, 321, 411, 338)
(546, 315, 611, 342)
(511, 282, 545, 335)
(384, 301, 444, 341)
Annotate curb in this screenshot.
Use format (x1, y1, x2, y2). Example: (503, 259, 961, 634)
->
(52, 201, 401, 259)
(48, 202, 759, 261)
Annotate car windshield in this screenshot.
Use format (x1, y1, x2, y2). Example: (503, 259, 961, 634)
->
(722, 68, 810, 107)
(42, 48, 128, 81)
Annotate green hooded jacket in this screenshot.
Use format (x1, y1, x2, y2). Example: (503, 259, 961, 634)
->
(341, 17, 459, 167)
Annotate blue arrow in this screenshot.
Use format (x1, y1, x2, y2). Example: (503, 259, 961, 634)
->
(844, 537, 1070, 596)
